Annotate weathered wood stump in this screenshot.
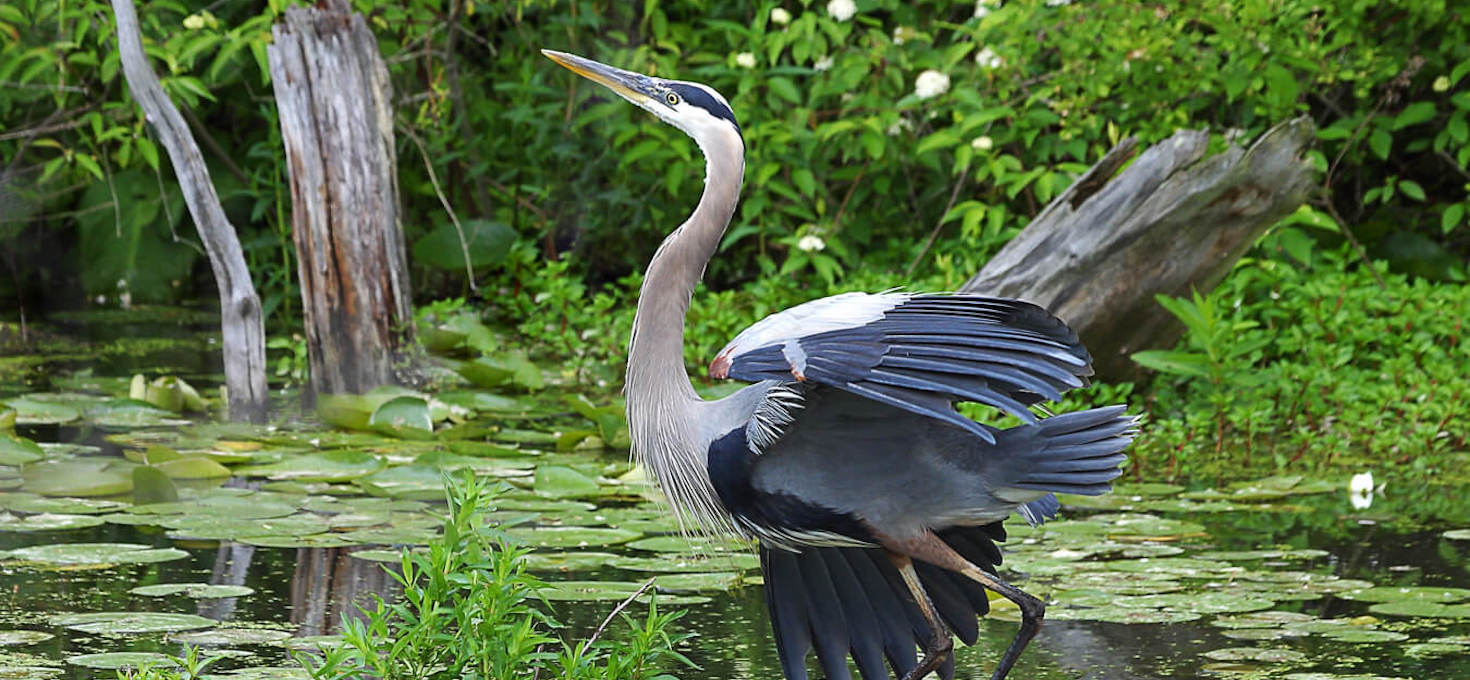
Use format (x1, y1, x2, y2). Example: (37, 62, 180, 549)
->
(963, 117, 1316, 380)
(111, 0, 268, 422)
(268, 0, 415, 400)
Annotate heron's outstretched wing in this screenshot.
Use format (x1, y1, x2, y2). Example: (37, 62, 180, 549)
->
(713, 293, 1092, 444)
(762, 524, 1006, 680)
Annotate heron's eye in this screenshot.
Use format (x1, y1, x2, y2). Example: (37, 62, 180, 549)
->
(664, 92, 680, 106)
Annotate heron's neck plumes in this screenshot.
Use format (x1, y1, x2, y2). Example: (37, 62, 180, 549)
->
(625, 126, 744, 534)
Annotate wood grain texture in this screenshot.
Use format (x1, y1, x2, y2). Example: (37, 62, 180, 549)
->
(268, 0, 415, 398)
(111, 0, 267, 422)
(963, 117, 1316, 379)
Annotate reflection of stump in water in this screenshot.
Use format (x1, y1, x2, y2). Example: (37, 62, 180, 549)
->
(196, 542, 256, 622)
(290, 548, 403, 636)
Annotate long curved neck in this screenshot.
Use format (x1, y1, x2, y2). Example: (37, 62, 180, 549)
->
(625, 129, 744, 410)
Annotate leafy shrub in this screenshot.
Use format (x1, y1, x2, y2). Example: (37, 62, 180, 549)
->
(1132, 248, 1469, 480)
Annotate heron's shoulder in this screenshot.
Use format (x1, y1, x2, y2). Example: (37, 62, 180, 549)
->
(715, 291, 911, 365)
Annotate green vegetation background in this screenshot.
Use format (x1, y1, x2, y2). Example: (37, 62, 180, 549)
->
(2, 0, 1467, 491)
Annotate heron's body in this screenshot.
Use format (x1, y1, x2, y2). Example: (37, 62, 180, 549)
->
(543, 50, 1136, 680)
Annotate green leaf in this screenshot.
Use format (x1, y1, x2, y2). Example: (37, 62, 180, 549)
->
(412, 219, 516, 274)
(1368, 129, 1392, 160)
(369, 396, 434, 440)
(1444, 203, 1465, 234)
(767, 76, 800, 104)
(1131, 350, 1212, 378)
(0, 435, 44, 465)
(1393, 101, 1437, 129)
(1398, 179, 1426, 201)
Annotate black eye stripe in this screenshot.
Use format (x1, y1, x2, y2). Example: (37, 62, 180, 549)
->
(668, 83, 741, 136)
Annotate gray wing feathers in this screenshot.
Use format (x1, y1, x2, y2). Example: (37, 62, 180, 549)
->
(992, 405, 1136, 496)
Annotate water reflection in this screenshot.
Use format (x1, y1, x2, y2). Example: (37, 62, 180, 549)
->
(288, 547, 401, 636)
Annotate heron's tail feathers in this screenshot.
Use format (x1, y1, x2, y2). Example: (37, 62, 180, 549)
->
(996, 404, 1136, 497)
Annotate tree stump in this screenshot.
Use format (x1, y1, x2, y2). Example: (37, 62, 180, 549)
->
(963, 117, 1317, 380)
(111, 0, 268, 422)
(268, 0, 415, 400)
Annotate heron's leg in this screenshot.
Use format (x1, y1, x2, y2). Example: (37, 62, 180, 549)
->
(886, 551, 953, 680)
(880, 530, 1044, 680)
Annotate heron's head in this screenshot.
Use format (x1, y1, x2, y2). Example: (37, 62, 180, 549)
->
(543, 49, 741, 146)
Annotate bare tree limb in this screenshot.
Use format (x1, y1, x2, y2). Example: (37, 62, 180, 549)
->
(110, 0, 268, 421)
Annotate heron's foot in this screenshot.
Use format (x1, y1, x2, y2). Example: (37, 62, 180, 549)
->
(987, 589, 1045, 680)
(901, 630, 953, 680)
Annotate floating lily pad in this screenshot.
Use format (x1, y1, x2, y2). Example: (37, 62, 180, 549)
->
(2, 398, 81, 425)
(1443, 529, 1470, 541)
(1068, 607, 1203, 624)
(1213, 611, 1319, 629)
(7, 496, 128, 515)
(0, 437, 43, 466)
(51, 611, 217, 634)
(0, 512, 106, 532)
(8, 542, 190, 565)
(521, 551, 623, 572)
(1318, 628, 1408, 643)
(625, 534, 750, 553)
(1222, 628, 1305, 641)
(534, 465, 602, 499)
(369, 396, 435, 439)
(1116, 592, 1276, 614)
(130, 583, 255, 598)
(1366, 600, 1470, 618)
(161, 512, 329, 541)
(1404, 641, 1469, 657)
(169, 628, 291, 645)
(235, 451, 384, 482)
(651, 571, 743, 592)
(0, 630, 53, 646)
(153, 456, 232, 479)
(504, 526, 642, 549)
(355, 464, 449, 500)
(21, 459, 136, 497)
(1201, 647, 1308, 663)
(84, 399, 186, 428)
(66, 651, 178, 670)
(608, 552, 762, 573)
(1338, 586, 1470, 603)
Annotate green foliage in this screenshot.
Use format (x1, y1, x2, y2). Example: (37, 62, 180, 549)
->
(115, 645, 223, 680)
(295, 474, 693, 680)
(1133, 250, 1470, 480)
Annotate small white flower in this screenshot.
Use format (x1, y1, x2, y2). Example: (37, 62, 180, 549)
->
(182, 13, 206, 30)
(1046, 0, 1071, 6)
(892, 27, 906, 45)
(735, 52, 757, 69)
(771, 7, 792, 25)
(797, 235, 826, 252)
(814, 55, 834, 72)
(975, 46, 1002, 69)
(1349, 471, 1375, 510)
(974, 0, 998, 18)
(914, 69, 950, 100)
(971, 135, 993, 151)
(1434, 75, 1452, 92)
(885, 117, 912, 136)
(827, 0, 856, 22)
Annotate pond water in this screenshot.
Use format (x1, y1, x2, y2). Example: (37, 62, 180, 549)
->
(2, 309, 1469, 680)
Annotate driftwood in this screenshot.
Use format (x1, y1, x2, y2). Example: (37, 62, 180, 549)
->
(110, 0, 268, 422)
(268, 0, 415, 399)
(963, 117, 1316, 380)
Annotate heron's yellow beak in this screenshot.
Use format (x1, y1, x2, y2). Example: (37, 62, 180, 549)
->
(542, 49, 655, 106)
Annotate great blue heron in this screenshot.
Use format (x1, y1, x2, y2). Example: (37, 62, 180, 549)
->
(543, 50, 1135, 680)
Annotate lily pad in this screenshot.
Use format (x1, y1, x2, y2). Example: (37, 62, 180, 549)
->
(504, 526, 642, 549)
(66, 652, 178, 670)
(235, 451, 384, 482)
(130, 583, 255, 598)
(625, 534, 751, 553)
(0, 631, 53, 646)
(520, 551, 623, 572)
(2, 398, 81, 425)
(21, 459, 135, 497)
(0, 512, 106, 532)
(608, 552, 762, 573)
(1068, 608, 1203, 624)
(1443, 529, 1470, 541)
(369, 396, 434, 439)
(1213, 611, 1319, 629)
(84, 399, 185, 428)
(1318, 628, 1408, 643)
(1338, 586, 1470, 603)
(0, 436, 43, 466)
(651, 571, 744, 592)
(533, 465, 602, 499)
(1201, 647, 1308, 663)
(355, 464, 449, 500)
(7, 496, 128, 515)
(8, 542, 190, 565)
(1366, 600, 1470, 618)
(169, 628, 291, 645)
(51, 611, 217, 634)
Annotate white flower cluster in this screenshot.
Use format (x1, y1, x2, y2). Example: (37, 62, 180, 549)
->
(827, 0, 856, 22)
(771, 7, 792, 26)
(974, 0, 999, 18)
(975, 46, 1002, 69)
(797, 235, 827, 252)
(970, 136, 993, 151)
(735, 52, 757, 69)
(914, 69, 950, 100)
